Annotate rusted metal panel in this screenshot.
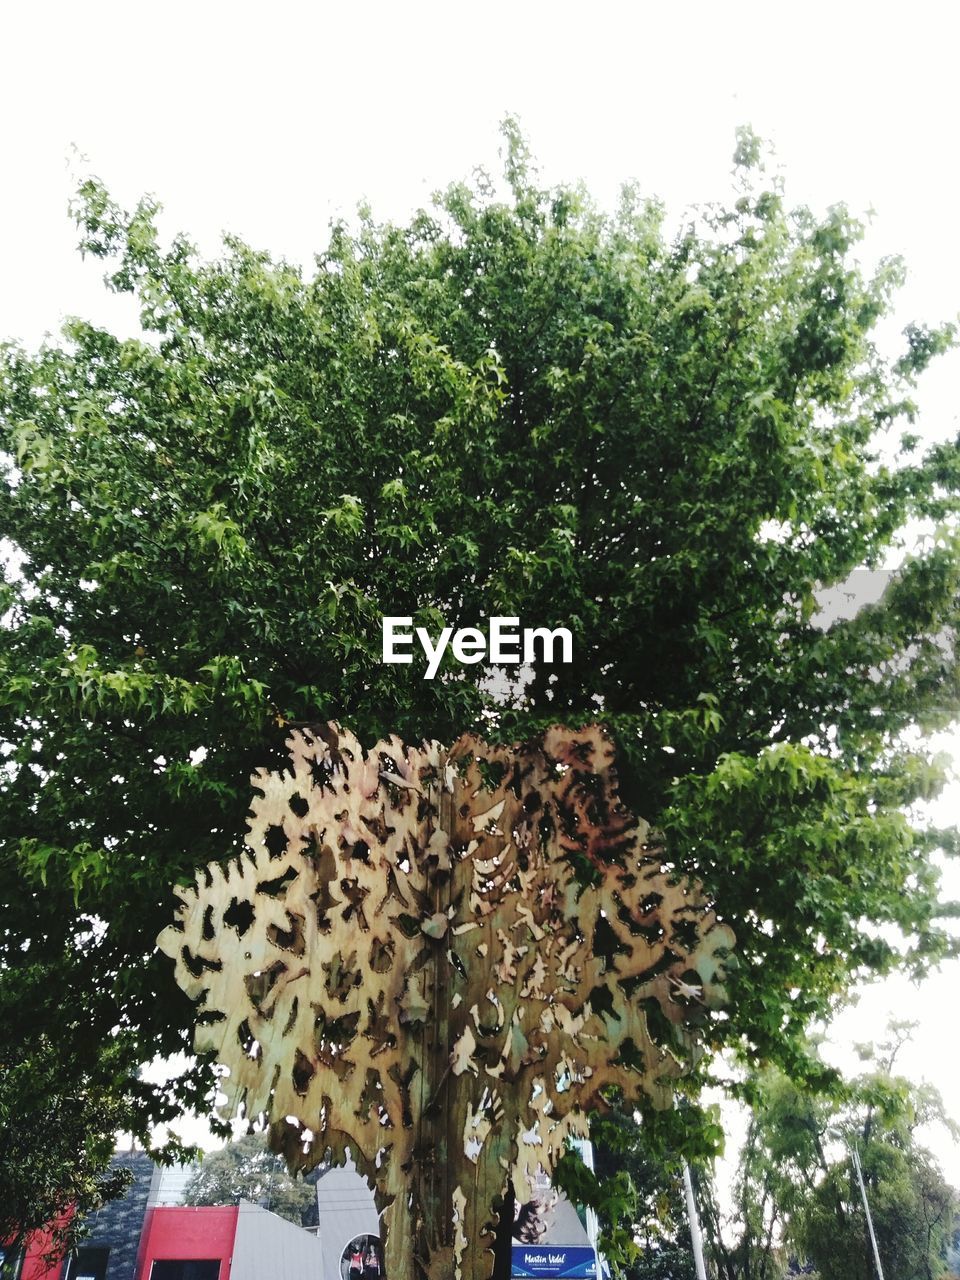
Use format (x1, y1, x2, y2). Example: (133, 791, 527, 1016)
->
(158, 723, 733, 1280)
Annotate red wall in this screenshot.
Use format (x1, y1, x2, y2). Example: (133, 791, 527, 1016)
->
(20, 1244, 65, 1280)
(14, 1214, 71, 1280)
(138, 1207, 239, 1279)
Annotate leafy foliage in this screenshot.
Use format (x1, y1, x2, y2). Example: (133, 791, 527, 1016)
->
(789, 1028, 958, 1280)
(1, 121, 959, 1241)
(554, 1102, 709, 1279)
(690, 1028, 959, 1280)
(596, 1029, 958, 1280)
(182, 1132, 319, 1227)
(0, 961, 135, 1274)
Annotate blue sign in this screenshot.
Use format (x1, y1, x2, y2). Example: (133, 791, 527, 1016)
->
(512, 1245, 598, 1277)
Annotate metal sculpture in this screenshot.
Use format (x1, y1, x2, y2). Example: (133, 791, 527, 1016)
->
(158, 722, 734, 1279)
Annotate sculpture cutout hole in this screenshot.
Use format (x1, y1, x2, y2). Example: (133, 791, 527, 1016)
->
(224, 896, 255, 936)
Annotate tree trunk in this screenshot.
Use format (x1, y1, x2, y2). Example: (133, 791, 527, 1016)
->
(491, 1184, 515, 1280)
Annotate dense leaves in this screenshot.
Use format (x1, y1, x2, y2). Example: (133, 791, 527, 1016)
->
(553, 1102, 714, 1278)
(1, 122, 959, 1236)
(0, 961, 135, 1275)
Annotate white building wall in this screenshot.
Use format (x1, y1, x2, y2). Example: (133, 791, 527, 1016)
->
(231, 1200, 326, 1280)
(314, 1161, 381, 1280)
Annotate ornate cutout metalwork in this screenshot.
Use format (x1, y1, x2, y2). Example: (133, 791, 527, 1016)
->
(158, 723, 734, 1279)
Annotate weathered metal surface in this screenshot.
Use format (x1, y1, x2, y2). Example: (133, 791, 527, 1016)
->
(158, 723, 734, 1280)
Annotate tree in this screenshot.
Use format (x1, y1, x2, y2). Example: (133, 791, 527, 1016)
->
(0, 961, 134, 1278)
(687, 1029, 959, 1280)
(182, 1133, 319, 1228)
(1, 120, 958, 1243)
(789, 1027, 958, 1280)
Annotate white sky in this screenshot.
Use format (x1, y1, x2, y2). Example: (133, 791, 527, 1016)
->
(3, 0, 959, 1189)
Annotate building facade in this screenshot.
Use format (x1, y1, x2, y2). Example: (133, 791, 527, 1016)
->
(10, 1163, 326, 1280)
(10, 1147, 601, 1279)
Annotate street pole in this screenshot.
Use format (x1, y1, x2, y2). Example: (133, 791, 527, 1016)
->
(682, 1163, 709, 1280)
(851, 1145, 885, 1280)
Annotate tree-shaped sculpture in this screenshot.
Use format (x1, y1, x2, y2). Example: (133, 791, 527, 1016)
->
(158, 723, 734, 1279)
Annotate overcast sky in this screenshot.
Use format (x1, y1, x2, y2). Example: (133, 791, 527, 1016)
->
(3, 0, 958, 1184)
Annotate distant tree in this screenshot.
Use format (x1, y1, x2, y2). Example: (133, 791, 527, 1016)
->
(592, 1028, 960, 1280)
(790, 1027, 958, 1280)
(182, 1133, 319, 1228)
(692, 1027, 959, 1280)
(696, 1071, 816, 1280)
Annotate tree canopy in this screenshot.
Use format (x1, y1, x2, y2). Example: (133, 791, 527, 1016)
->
(0, 961, 133, 1276)
(1, 121, 958, 1240)
(182, 1132, 319, 1228)
(693, 1026, 959, 1280)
